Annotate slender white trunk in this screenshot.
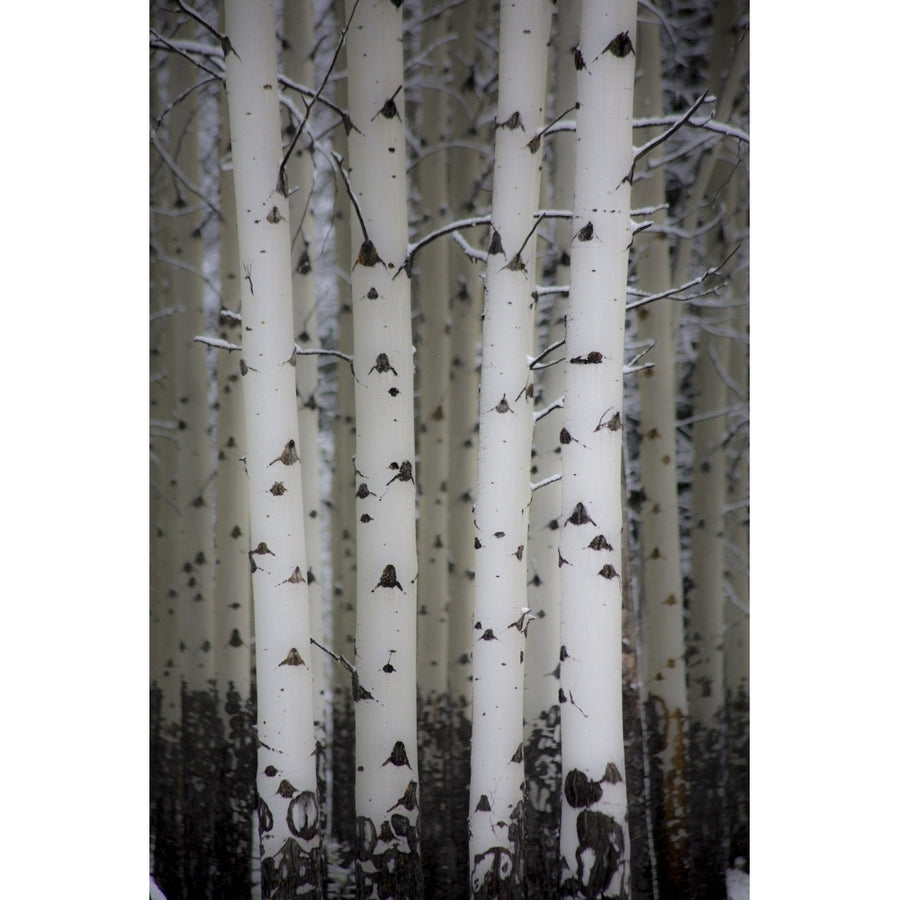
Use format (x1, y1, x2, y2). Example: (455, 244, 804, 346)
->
(328, 0, 357, 844)
(223, 2, 323, 893)
(414, 4, 454, 892)
(212, 66, 255, 895)
(444, 3, 484, 891)
(468, 1, 552, 894)
(522, 6, 580, 890)
(558, 1, 636, 897)
(283, 0, 329, 826)
(632, 19, 691, 897)
(344, 2, 422, 894)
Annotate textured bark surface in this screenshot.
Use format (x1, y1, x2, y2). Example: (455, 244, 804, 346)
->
(468, 1, 553, 895)
(345, 2, 423, 895)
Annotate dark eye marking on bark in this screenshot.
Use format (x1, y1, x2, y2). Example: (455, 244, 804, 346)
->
(387, 781, 418, 812)
(264, 765, 278, 777)
(495, 394, 512, 413)
(366, 286, 379, 299)
(566, 501, 597, 527)
(286, 791, 319, 841)
(488, 228, 505, 256)
(383, 740, 412, 768)
(514, 544, 524, 561)
(369, 352, 398, 375)
(475, 794, 492, 812)
(603, 31, 635, 58)
(494, 531, 505, 539)
(478, 628, 497, 641)
(355, 239, 384, 269)
(558, 549, 571, 567)
(588, 534, 614, 551)
(564, 768, 604, 808)
(382, 650, 396, 673)
(266, 206, 283, 224)
(474, 537, 482, 549)
(279, 647, 305, 667)
(571, 44, 587, 70)
(269, 439, 300, 467)
(386, 459, 414, 486)
(388, 387, 400, 396)
(570, 351, 604, 365)
(373, 564, 404, 592)
(511, 742, 524, 764)
(277, 566, 306, 586)
(595, 408, 623, 432)
(296, 248, 311, 275)
(599, 564, 620, 580)
(356, 483, 375, 499)
(228, 628, 244, 647)
(277, 778, 296, 798)
(258, 798, 274, 833)
(270, 482, 286, 496)
(360, 513, 373, 523)
(372, 84, 403, 123)
(576, 221, 594, 241)
(498, 110, 524, 131)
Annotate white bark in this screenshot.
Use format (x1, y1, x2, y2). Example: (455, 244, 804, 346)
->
(223, 2, 323, 893)
(414, 4, 453, 892)
(468, 1, 553, 894)
(344, 1, 422, 894)
(328, 0, 358, 844)
(558, 1, 636, 897)
(632, 18, 691, 895)
(283, 0, 329, 824)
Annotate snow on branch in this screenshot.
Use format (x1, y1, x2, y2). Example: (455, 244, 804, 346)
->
(625, 245, 740, 312)
(533, 396, 564, 424)
(451, 231, 487, 265)
(194, 335, 241, 352)
(530, 472, 562, 493)
(402, 215, 491, 273)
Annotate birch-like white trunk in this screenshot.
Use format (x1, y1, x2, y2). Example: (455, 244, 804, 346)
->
(283, 0, 329, 828)
(631, 18, 691, 899)
(444, 2, 484, 891)
(558, 2, 636, 897)
(166, 37, 219, 896)
(223, 3, 323, 894)
(522, 6, 583, 891)
(414, 5, 453, 893)
(468, 2, 552, 894)
(328, 0, 357, 844)
(212, 67, 255, 896)
(345, 2, 422, 895)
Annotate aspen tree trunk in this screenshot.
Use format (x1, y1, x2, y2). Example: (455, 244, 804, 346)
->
(344, 2, 423, 895)
(522, 6, 579, 890)
(468, 1, 552, 895)
(166, 37, 218, 897)
(631, 18, 692, 899)
(211, 75, 255, 898)
(444, 3, 484, 892)
(722, 179, 749, 872)
(150, 79, 185, 892)
(414, 4, 453, 893)
(686, 169, 745, 899)
(222, 3, 324, 894)
(557, 1, 636, 897)
(329, 0, 357, 845)
(283, 0, 329, 828)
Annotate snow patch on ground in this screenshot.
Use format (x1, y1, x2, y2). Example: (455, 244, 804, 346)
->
(726, 867, 750, 900)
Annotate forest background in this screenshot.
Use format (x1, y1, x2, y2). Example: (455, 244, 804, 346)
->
(1, 3, 898, 899)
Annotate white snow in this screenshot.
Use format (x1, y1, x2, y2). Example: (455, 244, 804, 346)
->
(726, 867, 749, 900)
